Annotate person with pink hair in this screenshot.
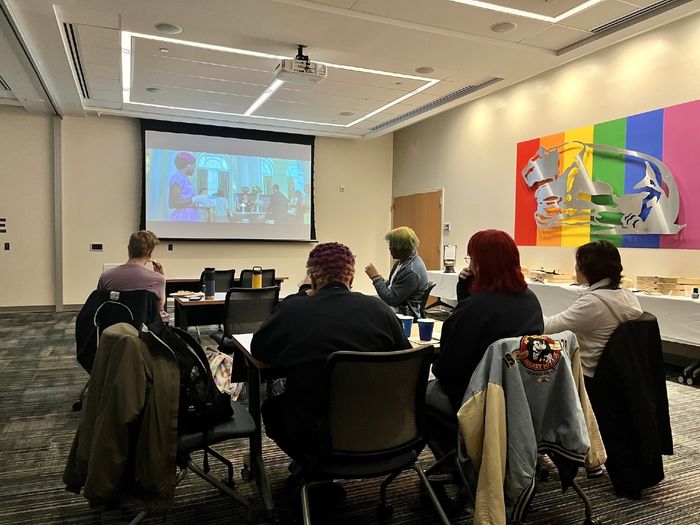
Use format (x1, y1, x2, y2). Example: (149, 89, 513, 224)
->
(251, 242, 411, 473)
(168, 151, 199, 221)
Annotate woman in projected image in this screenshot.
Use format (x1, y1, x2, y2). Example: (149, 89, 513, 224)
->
(168, 151, 199, 221)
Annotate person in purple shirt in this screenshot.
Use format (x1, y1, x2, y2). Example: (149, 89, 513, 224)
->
(168, 151, 199, 221)
(97, 230, 166, 312)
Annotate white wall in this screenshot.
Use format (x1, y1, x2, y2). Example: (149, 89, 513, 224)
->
(0, 107, 394, 307)
(0, 106, 54, 307)
(394, 12, 700, 281)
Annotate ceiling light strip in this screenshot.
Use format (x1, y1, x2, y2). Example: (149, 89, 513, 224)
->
(244, 79, 284, 116)
(448, 0, 606, 23)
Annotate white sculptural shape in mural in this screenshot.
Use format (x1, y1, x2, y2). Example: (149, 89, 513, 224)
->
(520, 141, 685, 235)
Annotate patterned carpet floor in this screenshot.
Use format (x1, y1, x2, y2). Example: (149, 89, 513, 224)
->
(0, 311, 698, 524)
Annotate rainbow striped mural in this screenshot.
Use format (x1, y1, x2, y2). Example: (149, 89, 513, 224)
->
(514, 99, 700, 249)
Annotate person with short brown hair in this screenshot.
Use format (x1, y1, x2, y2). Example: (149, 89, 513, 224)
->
(545, 240, 642, 377)
(98, 230, 166, 311)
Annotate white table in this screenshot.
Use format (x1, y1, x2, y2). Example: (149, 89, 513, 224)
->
(427, 270, 700, 347)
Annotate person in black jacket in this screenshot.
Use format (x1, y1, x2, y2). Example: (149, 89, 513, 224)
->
(426, 229, 543, 460)
(251, 242, 411, 468)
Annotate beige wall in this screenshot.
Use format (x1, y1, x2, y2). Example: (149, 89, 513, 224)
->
(394, 12, 700, 281)
(0, 107, 394, 307)
(0, 106, 54, 307)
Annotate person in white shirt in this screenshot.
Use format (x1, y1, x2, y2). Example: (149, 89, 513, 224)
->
(544, 240, 643, 378)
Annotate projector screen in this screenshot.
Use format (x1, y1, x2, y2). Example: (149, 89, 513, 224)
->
(141, 120, 315, 241)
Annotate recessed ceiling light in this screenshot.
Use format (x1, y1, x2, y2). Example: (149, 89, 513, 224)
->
(159, 47, 169, 53)
(490, 21, 517, 33)
(415, 66, 435, 74)
(154, 23, 182, 35)
(339, 111, 354, 116)
(146, 87, 162, 93)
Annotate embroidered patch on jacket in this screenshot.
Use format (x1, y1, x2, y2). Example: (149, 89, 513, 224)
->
(504, 335, 561, 378)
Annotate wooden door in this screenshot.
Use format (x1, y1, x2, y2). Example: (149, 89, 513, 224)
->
(392, 190, 442, 270)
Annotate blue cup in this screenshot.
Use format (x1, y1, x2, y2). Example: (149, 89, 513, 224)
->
(397, 314, 413, 337)
(417, 318, 435, 341)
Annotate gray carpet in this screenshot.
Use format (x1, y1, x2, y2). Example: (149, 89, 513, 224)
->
(0, 311, 698, 524)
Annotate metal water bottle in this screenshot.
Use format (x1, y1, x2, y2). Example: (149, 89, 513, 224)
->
(252, 266, 263, 288)
(204, 267, 216, 299)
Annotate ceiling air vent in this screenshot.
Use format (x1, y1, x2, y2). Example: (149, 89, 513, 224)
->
(557, 0, 692, 55)
(63, 22, 90, 99)
(0, 75, 10, 91)
(369, 77, 503, 133)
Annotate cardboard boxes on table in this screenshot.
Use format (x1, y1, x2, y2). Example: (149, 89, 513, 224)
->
(636, 276, 700, 296)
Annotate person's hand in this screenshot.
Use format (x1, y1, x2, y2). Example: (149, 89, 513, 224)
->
(459, 266, 473, 280)
(365, 263, 380, 280)
(151, 259, 164, 275)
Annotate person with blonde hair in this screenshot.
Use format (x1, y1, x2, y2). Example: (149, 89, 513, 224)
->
(365, 226, 429, 320)
(97, 230, 166, 311)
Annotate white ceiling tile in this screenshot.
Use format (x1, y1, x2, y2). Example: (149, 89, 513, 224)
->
(520, 25, 592, 49)
(465, 0, 601, 18)
(561, 0, 638, 31)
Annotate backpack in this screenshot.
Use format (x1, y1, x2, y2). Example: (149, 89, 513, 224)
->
(139, 322, 233, 435)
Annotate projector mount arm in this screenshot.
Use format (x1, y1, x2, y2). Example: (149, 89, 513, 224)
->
(295, 44, 311, 70)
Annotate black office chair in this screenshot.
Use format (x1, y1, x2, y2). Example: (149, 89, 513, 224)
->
(419, 281, 437, 318)
(238, 268, 276, 288)
(199, 268, 236, 293)
(211, 286, 280, 387)
(73, 289, 160, 411)
(69, 323, 257, 525)
(297, 345, 449, 525)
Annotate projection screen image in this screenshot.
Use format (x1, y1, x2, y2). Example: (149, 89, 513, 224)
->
(144, 130, 313, 241)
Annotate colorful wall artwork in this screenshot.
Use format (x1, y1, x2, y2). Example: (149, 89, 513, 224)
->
(514, 99, 700, 249)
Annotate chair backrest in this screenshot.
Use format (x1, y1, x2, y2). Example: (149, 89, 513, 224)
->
(222, 286, 280, 337)
(419, 281, 437, 318)
(238, 268, 276, 288)
(76, 289, 161, 373)
(321, 345, 434, 457)
(199, 269, 236, 292)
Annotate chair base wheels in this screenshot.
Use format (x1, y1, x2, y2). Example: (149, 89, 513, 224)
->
(72, 400, 83, 411)
(377, 502, 394, 521)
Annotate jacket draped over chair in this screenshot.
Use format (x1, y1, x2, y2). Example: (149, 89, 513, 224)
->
(64, 323, 180, 511)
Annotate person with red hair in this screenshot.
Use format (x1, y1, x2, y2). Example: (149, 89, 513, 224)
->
(251, 242, 411, 473)
(426, 229, 543, 460)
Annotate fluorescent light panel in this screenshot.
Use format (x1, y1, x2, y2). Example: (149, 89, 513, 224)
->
(244, 78, 284, 116)
(448, 0, 605, 23)
(120, 31, 439, 129)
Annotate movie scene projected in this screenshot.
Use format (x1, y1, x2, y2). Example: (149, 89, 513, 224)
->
(144, 130, 313, 241)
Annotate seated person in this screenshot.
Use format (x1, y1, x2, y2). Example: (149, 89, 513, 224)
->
(251, 242, 411, 469)
(97, 230, 166, 313)
(364, 226, 429, 320)
(544, 240, 643, 379)
(426, 229, 543, 460)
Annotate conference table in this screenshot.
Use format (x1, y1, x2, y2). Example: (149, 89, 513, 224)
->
(227, 321, 442, 513)
(427, 269, 700, 348)
(170, 277, 288, 330)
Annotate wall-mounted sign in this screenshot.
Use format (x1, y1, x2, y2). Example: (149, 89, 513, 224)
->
(514, 99, 700, 248)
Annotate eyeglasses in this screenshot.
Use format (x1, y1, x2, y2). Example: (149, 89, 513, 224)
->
(464, 256, 471, 264)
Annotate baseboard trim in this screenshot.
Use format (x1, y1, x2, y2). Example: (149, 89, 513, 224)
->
(0, 304, 81, 313)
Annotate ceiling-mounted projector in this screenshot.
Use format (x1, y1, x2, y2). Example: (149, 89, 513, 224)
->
(274, 44, 327, 84)
(274, 59, 327, 84)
